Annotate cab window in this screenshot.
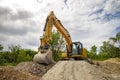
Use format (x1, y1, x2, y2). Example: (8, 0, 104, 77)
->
(72, 42, 82, 55)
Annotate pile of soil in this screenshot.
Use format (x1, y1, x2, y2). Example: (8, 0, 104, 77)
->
(0, 58, 120, 80)
(40, 61, 120, 80)
(0, 62, 55, 80)
(0, 66, 39, 80)
(104, 58, 120, 63)
(95, 58, 120, 75)
(15, 61, 55, 77)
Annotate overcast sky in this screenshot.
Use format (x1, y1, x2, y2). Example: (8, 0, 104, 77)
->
(0, 0, 120, 51)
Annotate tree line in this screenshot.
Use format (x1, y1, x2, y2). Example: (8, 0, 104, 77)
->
(0, 31, 119, 66)
(0, 45, 37, 66)
(88, 32, 120, 60)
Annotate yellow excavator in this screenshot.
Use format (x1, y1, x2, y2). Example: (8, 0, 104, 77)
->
(33, 11, 90, 64)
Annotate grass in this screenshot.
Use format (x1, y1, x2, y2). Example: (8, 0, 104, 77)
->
(0, 63, 18, 66)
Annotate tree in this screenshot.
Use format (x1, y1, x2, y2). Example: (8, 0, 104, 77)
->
(0, 44, 37, 65)
(99, 32, 120, 59)
(116, 32, 120, 43)
(108, 32, 120, 57)
(100, 41, 110, 54)
(8, 45, 21, 63)
(88, 45, 97, 59)
(0, 44, 3, 51)
(50, 30, 65, 61)
(109, 32, 120, 46)
(91, 45, 97, 54)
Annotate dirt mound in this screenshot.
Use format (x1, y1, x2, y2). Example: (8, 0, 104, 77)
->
(15, 62, 55, 77)
(96, 60, 120, 75)
(0, 62, 55, 80)
(104, 58, 120, 63)
(0, 66, 39, 80)
(0, 60, 120, 80)
(40, 61, 120, 80)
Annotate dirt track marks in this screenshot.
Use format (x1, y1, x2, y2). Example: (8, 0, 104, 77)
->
(40, 61, 120, 80)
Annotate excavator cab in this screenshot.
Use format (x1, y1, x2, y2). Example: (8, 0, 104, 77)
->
(63, 42, 86, 60)
(72, 42, 83, 55)
(61, 42, 87, 60)
(70, 42, 87, 59)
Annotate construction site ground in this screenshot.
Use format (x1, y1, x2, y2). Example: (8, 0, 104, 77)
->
(0, 58, 120, 80)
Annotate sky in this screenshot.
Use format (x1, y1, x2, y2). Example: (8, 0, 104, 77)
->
(0, 0, 120, 51)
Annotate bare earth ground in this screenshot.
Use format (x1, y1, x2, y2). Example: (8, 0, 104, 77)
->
(0, 62, 55, 80)
(0, 66, 39, 80)
(40, 61, 120, 80)
(0, 58, 120, 80)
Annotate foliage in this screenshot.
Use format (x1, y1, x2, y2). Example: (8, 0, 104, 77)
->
(88, 32, 120, 60)
(8, 45, 21, 63)
(0, 44, 37, 66)
(0, 44, 3, 51)
(88, 45, 97, 59)
(50, 30, 65, 61)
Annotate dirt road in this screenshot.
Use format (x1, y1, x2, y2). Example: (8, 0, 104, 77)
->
(40, 61, 120, 80)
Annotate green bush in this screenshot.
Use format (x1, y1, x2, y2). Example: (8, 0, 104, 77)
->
(0, 45, 37, 66)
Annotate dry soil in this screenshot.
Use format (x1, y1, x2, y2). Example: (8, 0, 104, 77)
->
(0, 59, 120, 80)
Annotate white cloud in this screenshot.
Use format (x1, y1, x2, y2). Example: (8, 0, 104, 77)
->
(104, 0, 120, 14)
(0, 0, 120, 51)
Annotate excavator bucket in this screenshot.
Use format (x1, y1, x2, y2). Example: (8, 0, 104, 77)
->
(33, 50, 55, 64)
